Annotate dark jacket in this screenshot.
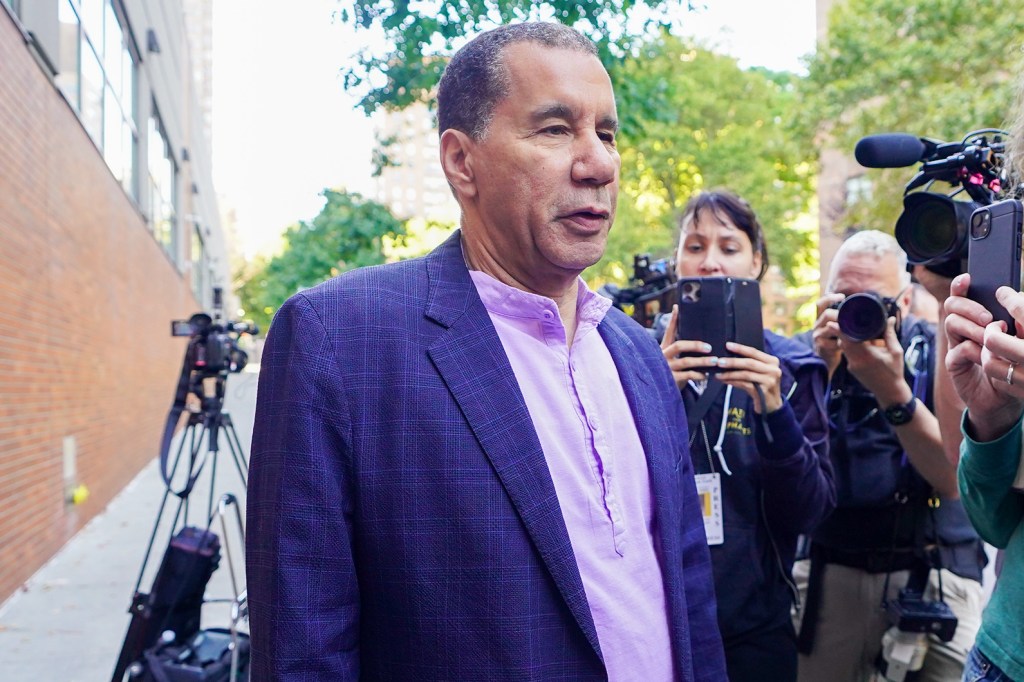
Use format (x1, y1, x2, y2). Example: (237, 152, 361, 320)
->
(655, 317, 836, 644)
(247, 231, 727, 681)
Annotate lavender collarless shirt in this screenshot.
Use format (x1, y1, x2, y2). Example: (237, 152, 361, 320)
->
(469, 270, 676, 682)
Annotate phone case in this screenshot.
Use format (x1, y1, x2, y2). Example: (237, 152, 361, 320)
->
(676, 277, 764, 367)
(967, 198, 1023, 334)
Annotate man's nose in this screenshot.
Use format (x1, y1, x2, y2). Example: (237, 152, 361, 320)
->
(571, 132, 618, 186)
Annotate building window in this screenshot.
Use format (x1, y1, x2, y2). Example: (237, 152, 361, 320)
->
(149, 108, 177, 260)
(846, 175, 873, 206)
(55, 0, 138, 198)
(191, 226, 207, 303)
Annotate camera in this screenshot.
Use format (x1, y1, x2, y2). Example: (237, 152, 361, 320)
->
(599, 253, 677, 328)
(874, 558, 959, 682)
(832, 292, 900, 342)
(854, 129, 1011, 277)
(171, 288, 258, 378)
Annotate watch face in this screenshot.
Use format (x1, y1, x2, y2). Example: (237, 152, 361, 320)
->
(884, 400, 915, 425)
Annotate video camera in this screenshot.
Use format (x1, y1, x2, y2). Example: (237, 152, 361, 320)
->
(599, 254, 677, 328)
(171, 288, 258, 378)
(854, 129, 1012, 277)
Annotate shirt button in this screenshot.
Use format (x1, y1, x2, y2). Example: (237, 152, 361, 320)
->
(542, 310, 554, 319)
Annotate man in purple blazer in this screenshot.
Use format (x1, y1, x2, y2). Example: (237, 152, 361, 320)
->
(246, 21, 725, 681)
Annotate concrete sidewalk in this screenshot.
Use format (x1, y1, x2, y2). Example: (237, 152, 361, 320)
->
(0, 368, 258, 682)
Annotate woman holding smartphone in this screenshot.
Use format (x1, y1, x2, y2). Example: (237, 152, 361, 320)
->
(657, 189, 835, 682)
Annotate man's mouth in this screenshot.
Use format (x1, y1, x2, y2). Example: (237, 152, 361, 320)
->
(560, 208, 610, 231)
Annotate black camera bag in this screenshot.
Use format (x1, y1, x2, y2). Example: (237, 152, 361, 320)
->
(143, 627, 250, 681)
(113, 527, 221, 681)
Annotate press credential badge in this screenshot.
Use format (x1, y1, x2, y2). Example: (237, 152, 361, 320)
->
(694, 472, 723, 545)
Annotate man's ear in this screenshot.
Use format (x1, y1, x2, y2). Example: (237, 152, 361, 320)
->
(439, 128, 477, 200)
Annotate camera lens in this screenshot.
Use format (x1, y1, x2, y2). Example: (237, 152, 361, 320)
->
(837, 293, 889, 342)
(895, 193, 978, 272)
(970, 208, 991, 239)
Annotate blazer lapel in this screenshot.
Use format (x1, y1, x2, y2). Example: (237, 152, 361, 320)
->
(424, 233, 603, 660)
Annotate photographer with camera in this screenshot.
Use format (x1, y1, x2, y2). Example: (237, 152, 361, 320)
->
(657, 190, 836, 681)
(794, 230, 985, 682)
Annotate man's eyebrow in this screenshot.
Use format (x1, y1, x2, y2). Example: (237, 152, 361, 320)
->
(529, 103, 574, 125)
(598, 115, 619, 133)
(528, 104, 619, 132)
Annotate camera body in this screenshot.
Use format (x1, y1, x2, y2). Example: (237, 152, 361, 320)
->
(831, 292, 901, 342)
(886, 588, 958, 643)
(171, 288, 258, 378)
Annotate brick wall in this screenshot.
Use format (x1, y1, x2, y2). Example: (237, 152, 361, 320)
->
(0, 14, 203, 602)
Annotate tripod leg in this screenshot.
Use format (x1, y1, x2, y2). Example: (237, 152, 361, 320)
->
(222, 415, 249, 488)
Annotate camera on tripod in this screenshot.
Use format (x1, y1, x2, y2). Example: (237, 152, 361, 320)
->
(854, 128, 1012, 277)
(599, 253, 677, 328)
(171, 288, 258, 378)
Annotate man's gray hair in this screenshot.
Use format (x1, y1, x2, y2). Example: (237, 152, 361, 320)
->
(437, 22, 598, 141)
(827, 230, 912, 292)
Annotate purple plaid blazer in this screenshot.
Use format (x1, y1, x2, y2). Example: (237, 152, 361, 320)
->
(246, 231, 725, 681)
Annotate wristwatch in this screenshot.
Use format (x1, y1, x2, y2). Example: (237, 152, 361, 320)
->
(882, 397, 918, 426)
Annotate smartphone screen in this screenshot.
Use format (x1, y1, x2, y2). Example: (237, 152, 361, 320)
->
(676, 277, 764, 366)
(967, 199, 1023, 334)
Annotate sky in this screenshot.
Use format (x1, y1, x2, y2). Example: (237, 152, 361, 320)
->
(211, 0, 819, 260)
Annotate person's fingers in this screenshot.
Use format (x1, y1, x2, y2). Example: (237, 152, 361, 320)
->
(723, 341, 778, 366)
(950, 273, 971, 297)
(815, 293, 845, 318)
(995, 287, 1024, 332)
(944, 294, 993, 331)
(945, 312, 986, 348)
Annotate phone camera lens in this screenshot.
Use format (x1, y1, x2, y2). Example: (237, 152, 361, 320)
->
(971, 209, 991, 239)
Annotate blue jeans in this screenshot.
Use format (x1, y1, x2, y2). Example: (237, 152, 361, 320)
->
(963, 646, 1014, 682)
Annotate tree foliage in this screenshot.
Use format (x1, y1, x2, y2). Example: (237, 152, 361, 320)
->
(235, 189, 405, 332)
(590, 34, 817, 285)
(801, 0, 1024, 236)
(338, 0, 695, 114)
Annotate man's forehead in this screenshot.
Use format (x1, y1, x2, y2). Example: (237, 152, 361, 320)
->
(831, 252, 903, 290)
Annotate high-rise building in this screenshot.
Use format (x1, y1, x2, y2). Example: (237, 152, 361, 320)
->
(0, 0, 230, 602)
(373, 102, 460, 223)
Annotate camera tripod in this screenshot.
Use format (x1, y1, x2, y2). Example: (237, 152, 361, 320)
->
(112, 370, 250, 681)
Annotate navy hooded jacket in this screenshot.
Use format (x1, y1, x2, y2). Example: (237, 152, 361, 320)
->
(655, 319, 836, 644)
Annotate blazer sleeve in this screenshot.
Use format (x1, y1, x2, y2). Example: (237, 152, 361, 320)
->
(246, 293, 360, 680)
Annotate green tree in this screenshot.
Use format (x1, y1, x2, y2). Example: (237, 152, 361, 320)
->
(589, 34, 817, 286)
(339, 0, 695, 114)
(235, 189, 405, 331)
(801, 0, 1024, 235)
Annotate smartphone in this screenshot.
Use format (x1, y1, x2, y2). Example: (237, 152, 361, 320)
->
(967, 199, 1023, 334)
(676, 277, 764, 367)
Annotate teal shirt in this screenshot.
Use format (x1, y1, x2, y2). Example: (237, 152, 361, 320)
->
(959, 411, 1024, 680)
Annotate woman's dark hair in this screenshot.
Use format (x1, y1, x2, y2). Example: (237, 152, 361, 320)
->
(678, 189, 770, 280)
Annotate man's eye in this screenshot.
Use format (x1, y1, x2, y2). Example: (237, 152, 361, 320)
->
(543, 126, 569, 135)
(599, 132, 616, 144)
